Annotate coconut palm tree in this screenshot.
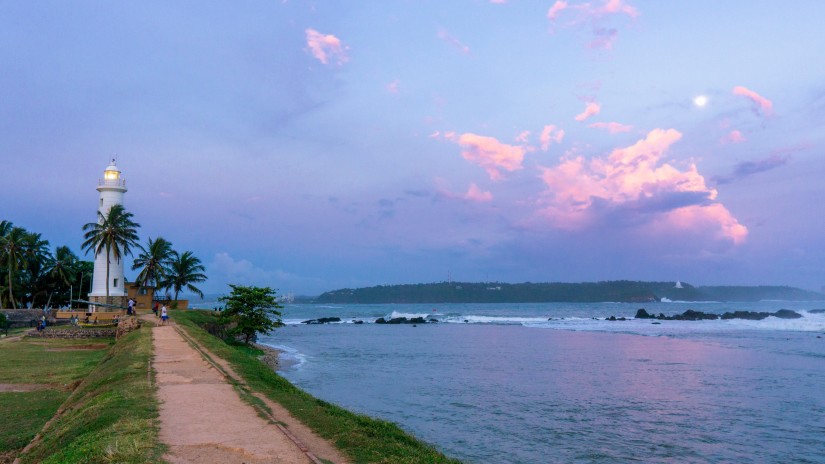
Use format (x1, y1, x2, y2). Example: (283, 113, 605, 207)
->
(21, 232, 52, 308)
(45, 246, 79, 307)
(163, 251, 207, 302)
(1, 226, 28, 309)
(132, 237, 175, 289)
(81, 204, 141, 305)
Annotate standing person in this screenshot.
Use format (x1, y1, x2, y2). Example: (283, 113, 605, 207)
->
(160, 304, 168, 326)
(127, 298, 135, 315)
(152, 301, 159, 317)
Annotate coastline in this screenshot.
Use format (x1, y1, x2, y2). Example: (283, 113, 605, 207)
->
(254, 343, 281, 371)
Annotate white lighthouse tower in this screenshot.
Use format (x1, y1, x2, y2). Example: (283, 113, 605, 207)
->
(89, 159, 128, 306)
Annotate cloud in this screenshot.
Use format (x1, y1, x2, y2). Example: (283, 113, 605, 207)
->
(721, 129, 746, 144)
(437, 28, 471, 55)
(515, 131, 531, 144)
(538, 128, 747, 244)
(732, 86, 773, 117)
(588, 27, 618, 49)
(305, 28, 349, 65)
(713, 153, 791, 185)
(464, 183, 494, 202)
(588, 121, 632, 133)
(575, 101, 601, 121)
(547, 1, 569, 20)
(540, 125, 565, 151)
(386, 79, 400, 94)
(547, 0, 638, 49)
(447, 132, 526, 180)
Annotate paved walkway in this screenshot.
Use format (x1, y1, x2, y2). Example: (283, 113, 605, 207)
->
(150, 318, 344, 463)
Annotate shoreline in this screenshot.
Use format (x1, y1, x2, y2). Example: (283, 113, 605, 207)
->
(254, 343, 282, 371)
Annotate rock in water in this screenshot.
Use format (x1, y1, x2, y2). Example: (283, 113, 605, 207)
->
(773, 309, 802, 319)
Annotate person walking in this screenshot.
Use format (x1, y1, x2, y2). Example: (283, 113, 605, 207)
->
(127, 298, 135, 316)
(160, 304, 168, 326)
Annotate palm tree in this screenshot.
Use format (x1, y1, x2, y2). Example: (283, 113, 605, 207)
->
(81, 204, 141, 305)
(1, 226, 28, 309)
(46, 246, 79, 307)
(163, 251, 207, 301)
(132, 237, 175, 288)
(21, 232, 52, 308)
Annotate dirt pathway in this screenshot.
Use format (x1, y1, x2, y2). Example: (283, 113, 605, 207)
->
(151, 320, 345, 463)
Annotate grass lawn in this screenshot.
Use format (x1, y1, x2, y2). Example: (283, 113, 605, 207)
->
(175, 309, 462, 464)
(0, 325, 163, 464)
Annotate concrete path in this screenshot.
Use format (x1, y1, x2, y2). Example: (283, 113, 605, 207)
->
(152, 322, 321, 463)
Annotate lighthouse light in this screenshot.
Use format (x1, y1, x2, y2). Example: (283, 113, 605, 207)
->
(104, 170, 119, 180)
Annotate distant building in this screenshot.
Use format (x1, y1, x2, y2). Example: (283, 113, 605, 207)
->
(674, 281, 683, 289)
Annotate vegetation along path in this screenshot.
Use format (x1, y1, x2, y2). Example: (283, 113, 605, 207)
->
(150, 316, 347, 463)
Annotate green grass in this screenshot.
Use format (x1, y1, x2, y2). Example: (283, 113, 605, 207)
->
(0, 390, 68, 452)
(0, 337, 112, 385)
(14, 328, 163, 463)
(175, 309, 462, 464)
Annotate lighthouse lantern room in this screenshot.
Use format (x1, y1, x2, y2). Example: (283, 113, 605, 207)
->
(89, 159, 129, 307)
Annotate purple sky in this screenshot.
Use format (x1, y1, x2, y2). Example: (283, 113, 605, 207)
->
(2, 1, 824, 296)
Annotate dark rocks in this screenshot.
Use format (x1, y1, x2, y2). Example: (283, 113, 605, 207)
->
(374, 316, 435, 324)
(720, 311, 770, 320)
(809, 309, 825, 314)
(302, 317, 342, 324)
(632, 308, 803, 321)
(774, 309, 803, 319)
(670, 310, 719, 321)
(635, 309, 653, 319)
(606, 316, 627, 321)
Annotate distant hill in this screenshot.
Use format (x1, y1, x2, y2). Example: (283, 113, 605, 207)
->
(310, 281, 825, 304)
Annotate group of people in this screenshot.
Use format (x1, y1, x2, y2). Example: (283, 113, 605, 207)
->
(152, 301, 169, 325)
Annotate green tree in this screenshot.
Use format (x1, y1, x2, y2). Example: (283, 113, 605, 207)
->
(163, 250, 207, 301)
(21, 231, 52, 308)
(131, 237, 174, 288)
(218, 285, 284, 345)
(81, 204, 141, 304)
(1, 225, 28, 309)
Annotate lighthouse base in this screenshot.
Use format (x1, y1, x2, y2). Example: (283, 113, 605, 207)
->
(88, 295, 129, 309)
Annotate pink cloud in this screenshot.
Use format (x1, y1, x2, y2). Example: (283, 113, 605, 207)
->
(305, 28, 349, 65)
(547, 1, 569, 20)
(465, 183, 494, 202)
(588, 27, 617, 49)
(732, 86, 774, 117)
(722, 130, 746, 144)
(575, 101, 601, 122)
(386, 79, 400, 94)
(448, 132, 526, 180)
(598, 0, 639, 18)
(538, 128, 747, 244)
(515, 131, 531, 144)
(588, 121, 632, 133)
(437, 28, 471, 55)
(540, 125, 565, 151)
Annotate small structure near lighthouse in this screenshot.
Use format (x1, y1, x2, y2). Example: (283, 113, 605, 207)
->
(88, 159, 129, 307)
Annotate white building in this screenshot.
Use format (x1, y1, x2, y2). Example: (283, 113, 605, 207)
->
(88, 159, 128, 304)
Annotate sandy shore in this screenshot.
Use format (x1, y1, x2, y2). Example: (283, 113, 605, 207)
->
(254, 343, 282, 371)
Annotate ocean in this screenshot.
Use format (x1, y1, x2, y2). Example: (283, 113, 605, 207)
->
(250, 301, 825, 463)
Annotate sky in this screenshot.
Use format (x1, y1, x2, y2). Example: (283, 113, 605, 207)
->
(2, 1, 824, 296)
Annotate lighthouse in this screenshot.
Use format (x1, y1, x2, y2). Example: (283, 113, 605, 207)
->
(88, 159, 128, 306)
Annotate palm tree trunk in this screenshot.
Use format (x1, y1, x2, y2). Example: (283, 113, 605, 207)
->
(7, 268, 15, 310)
(105, 250, 111, 306)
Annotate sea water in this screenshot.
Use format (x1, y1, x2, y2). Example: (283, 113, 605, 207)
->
(254, 302, 825, 463)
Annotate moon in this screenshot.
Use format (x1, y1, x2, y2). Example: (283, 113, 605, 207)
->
(693, 95, 709, 107)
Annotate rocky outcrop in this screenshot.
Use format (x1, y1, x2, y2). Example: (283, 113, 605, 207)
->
(632, 309, 803, 321)
(301, 317, 342, 324)
(374, 316, 433, 324)
(116, 316, 141, 339)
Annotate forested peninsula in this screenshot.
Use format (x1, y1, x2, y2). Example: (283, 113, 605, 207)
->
(311, 281, 825, 304)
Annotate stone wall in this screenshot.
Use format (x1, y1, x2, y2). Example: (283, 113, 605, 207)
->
(116, 316, 141, 339)
(1, 308, 48, 327)
(28, 328, 117, 338)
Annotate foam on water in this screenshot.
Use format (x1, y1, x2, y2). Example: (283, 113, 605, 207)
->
(258, 342, 307, 370)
